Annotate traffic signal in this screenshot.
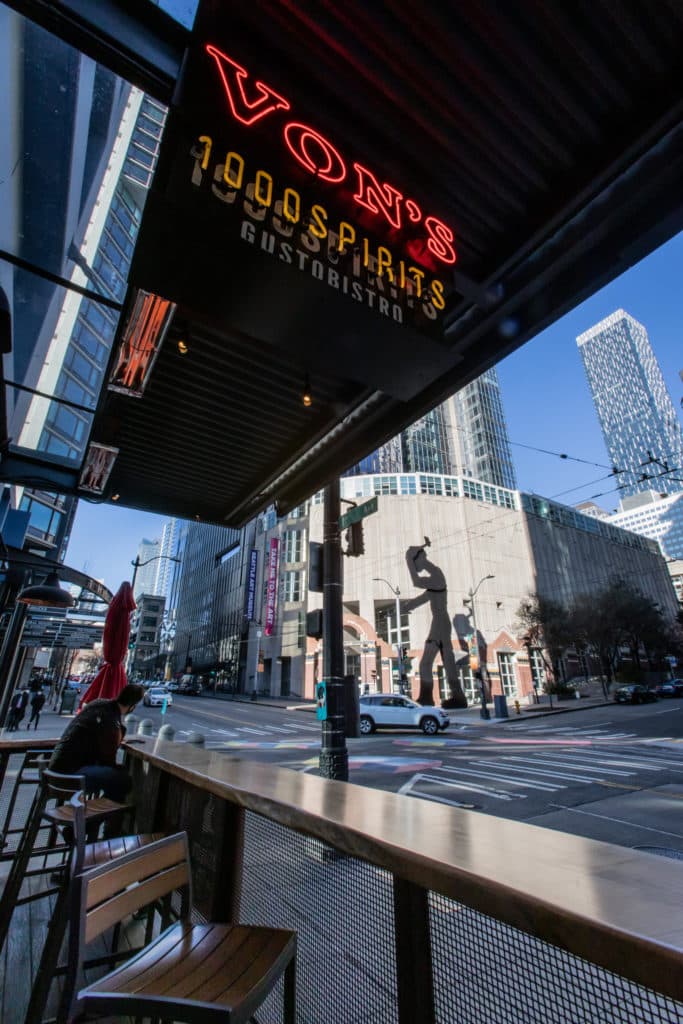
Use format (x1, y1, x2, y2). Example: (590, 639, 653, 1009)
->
(306, 608, 323, 640)
(128, 632, 137, 650)
(309, 541, 324, 592)
(345, 521, 365, 556)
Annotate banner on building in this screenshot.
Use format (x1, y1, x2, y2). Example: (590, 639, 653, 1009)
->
(264, 538, 279, 636)
(245, 549, 258, 620)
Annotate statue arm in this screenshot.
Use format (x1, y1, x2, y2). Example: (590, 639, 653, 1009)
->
(403, 590, 431, 613)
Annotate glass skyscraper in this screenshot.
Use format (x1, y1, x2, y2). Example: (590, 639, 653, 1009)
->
(1, 6, 166, 560)
(345, 367, 516, 486)
(577, 310, 683, 498)
(449, 369, 517, 489)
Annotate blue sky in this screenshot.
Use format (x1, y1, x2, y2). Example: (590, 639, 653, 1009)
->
(65, 230, 683, 594)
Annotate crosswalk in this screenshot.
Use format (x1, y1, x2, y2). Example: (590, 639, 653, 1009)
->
(174, 717, 321, 744)
(508, 723, 639, 740)
(398, 743, 683, 806)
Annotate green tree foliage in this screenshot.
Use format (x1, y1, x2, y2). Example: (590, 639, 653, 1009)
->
(515, 595, 572, 688)
(519, 580, 677, 698)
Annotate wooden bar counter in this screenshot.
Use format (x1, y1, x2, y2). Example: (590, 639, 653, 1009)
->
(125, 736, 683, 1006)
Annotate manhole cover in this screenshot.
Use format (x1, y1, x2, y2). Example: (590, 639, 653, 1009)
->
(633, 846, 683, 860)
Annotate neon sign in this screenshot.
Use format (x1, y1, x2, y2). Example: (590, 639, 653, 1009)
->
(205, 44, 457, 266)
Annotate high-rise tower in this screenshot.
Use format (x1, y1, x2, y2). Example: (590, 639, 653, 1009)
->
(345, 367, 516, 485)
(577, 310, 683, 498)
(448, 368, 517, 489)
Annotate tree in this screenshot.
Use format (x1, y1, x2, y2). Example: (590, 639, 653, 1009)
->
(516, 595, 572, 688)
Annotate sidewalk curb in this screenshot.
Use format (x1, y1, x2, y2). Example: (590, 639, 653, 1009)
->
(488, 699, 613, 725)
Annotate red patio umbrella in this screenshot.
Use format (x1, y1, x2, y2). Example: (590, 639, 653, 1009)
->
(79, 581, 136, 707)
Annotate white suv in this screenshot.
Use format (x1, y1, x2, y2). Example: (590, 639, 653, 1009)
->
(359, 695, 449, 735)
(143, 687, 173, 708)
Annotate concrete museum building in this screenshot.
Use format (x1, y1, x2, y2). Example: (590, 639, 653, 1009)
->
(247, 472, 679, 705)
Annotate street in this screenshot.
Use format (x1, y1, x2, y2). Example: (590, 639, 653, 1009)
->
(140, 694, 683, 855)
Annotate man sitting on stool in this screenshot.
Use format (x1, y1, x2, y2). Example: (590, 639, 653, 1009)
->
(49, 684, 143, 802)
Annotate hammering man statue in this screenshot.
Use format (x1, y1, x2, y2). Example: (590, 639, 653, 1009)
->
(404, 537, 468, 709)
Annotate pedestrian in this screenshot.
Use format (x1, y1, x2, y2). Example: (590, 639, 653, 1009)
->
(6, 689, 29, 731)
(49, 683, 144, 802)
(27, 689, 46, 730)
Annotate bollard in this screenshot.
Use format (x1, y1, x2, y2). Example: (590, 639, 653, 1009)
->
(124, 714, 139, 733)
(158, 724, 175, 741)
(514, 700, 521, 715)
(186, 731, 205, 746)
(137, 719, 154, 737)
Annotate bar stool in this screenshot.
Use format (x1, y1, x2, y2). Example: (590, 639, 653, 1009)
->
(0, 768, 132, 959)
(0, 748, 53, 858)
(25, 787, 165, 1024)
(64, 832, 297, 1024)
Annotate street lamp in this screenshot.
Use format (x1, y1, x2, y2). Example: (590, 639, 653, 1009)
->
(373, 578, 405, 694)
(464, 574, 495, 720)
(130, 553, 182, 591)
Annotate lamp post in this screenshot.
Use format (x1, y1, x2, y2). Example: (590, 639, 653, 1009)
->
(464, 574, 495, 721)
(373, 578, 404, 693)
(130, 553, 181, 592)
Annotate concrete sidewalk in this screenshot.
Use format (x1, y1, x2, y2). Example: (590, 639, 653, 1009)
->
(0, 706, 70, 741)
(225, 689, 613, 724)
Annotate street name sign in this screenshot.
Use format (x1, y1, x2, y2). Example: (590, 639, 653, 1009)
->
(339, 497, 378, 530)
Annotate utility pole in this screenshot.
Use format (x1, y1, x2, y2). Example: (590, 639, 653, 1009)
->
(373, 578, 404, 692)
(319, 478, 348, 781)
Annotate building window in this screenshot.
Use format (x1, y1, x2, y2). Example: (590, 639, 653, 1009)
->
(375, 604, 409, 647)
(498, 653, 517, 697)
(140, 632, 155, 642)
(457, 663, 478, 706)
(283, 570, 303, 603)
(284, 529, 305, 564)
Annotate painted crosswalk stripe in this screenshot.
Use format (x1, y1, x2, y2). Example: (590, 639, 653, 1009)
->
(438, 765, 561, 791)
(515, 756, 634, 776)
(235, 727, 270, 735)
(500, 755, 627, 779)
(557, 754, 664, 772)
(476, 760, 600, 783)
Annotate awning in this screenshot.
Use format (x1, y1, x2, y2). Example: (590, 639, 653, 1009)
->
(2, 1, 682, 525)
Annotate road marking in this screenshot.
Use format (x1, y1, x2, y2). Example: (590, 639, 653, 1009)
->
(549, 804, 683, 840)
(399, 773, 520, 802)
(563, 756, 662, 772)
(500, 755, 631, 779)
(512, 756, 634, 776)
(438, 764, 561, 791)
(235, 727, 270, 735)
(477, 760, 600, 783)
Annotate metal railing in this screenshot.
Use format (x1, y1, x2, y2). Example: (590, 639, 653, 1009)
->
(124, 738, 683, 1024)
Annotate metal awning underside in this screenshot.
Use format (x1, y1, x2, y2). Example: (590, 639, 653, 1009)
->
(4, 0, 683, 526)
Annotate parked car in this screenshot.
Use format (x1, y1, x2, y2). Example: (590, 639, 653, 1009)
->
(359, 694, 449, 735)
(655, 679, 683, 697)
(143, 687, 173, 708)
(166, 681, 180, 693)
(613, 684, 658, 705)
(178, 675, 202, 696)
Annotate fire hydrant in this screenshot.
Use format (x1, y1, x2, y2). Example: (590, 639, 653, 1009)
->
(514, 699, 521, 715)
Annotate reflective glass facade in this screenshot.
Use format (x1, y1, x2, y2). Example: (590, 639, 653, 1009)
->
(345, 369, 516, 487)
(578, 310, 683, 498)
(450, 368, 517, 490)
(173, 521, 245, 684)
(1, 5, 166, 556)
